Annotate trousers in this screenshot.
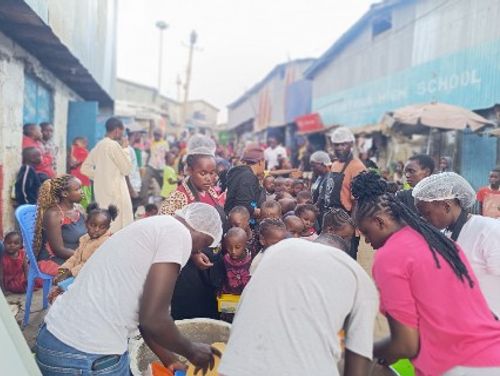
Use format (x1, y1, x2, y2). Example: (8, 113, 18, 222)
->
(35, 324, 131, 375)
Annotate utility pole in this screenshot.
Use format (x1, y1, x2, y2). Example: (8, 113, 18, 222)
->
(181, 30, 197, 128)
(155, 20, 168, 95)
(176, 74, 182, 102)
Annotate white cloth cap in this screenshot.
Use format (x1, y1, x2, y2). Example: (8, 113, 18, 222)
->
(175, 203, 223, 247)
(310, 151, 332, 166)
(412, 172, 476, 209)
(186, 134, 216, 156)
(331, 127, 355, 143)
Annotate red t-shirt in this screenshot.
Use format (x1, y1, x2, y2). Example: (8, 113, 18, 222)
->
(373, 226, 500, 375)
(22, 136, 55, 178)
(2, 249, 27, 293)
(477, 186, 500, 218)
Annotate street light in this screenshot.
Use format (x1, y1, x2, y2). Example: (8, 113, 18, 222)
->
(155, 20, 169, 94)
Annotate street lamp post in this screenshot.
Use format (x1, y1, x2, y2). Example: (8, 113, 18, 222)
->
(155, 20, 169, 95)
(182, 30, 198, 128)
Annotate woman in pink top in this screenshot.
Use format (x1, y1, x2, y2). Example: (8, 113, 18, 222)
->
(351, 171, 500, 376)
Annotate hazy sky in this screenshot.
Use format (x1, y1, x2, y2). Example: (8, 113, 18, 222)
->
(117, 0, 375, 121)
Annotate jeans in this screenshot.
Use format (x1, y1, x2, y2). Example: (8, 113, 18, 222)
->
(35, 324, 131, 375)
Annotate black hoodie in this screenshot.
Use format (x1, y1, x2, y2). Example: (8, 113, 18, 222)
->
(224, 165, 263, 215)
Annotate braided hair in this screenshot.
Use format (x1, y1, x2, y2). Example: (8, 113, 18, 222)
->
(33, 175, 76, 255)
(352, 171, 474, 287)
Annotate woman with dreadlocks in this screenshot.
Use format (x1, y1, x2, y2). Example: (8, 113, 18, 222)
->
(351, 171, 500, 376)
(34, 174, 86, 275)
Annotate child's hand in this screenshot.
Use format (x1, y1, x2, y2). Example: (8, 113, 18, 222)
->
(54, 269, 71, 284)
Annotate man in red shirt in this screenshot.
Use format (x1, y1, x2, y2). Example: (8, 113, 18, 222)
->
(22, 123, 55, 179)
(477, 167, 500, 218)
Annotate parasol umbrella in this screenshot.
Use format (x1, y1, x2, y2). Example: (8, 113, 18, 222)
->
(382, 102, 494, 135)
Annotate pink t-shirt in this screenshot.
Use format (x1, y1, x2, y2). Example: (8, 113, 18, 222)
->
(372, 226, 500, 376)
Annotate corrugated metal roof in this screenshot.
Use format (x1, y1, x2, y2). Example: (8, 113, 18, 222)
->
(227, 58, 315, 109)
(304, 0, 410, 79)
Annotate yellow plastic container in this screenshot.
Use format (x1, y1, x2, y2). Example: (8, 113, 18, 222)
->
(217, 294, 240, 313)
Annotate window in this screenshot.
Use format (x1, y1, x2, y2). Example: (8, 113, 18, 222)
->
(372, 12, 392, 38)
(23, 74, 54, 124)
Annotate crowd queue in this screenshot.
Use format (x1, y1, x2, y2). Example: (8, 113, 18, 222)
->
(1, 118, 500, 375)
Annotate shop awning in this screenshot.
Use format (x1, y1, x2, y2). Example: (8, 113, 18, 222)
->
(295, 113, 325, 135)
(351, 123, 386, 135)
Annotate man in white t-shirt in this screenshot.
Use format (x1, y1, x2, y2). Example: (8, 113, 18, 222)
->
(264, 136, 287, 170)
(36, 203, 223, 375)
(219, 238, 379, 376)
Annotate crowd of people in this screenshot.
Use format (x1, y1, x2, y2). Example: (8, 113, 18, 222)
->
(1, 118, 500, 375)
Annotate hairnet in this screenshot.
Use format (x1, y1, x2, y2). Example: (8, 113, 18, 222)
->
(176, 203, 223, 247)
(330, 127, 355, 143)
(412, 172, 476, 209)
(186, 134, 216, 156)
(310, 151, 332, 166)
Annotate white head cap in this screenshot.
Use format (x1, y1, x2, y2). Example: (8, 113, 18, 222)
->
(412, 172, 476, 209)
(186, 134, 216, 156)
(310, 151, 332, 166)
(176, 203, 223, 247)
(331, 127, 355, 144)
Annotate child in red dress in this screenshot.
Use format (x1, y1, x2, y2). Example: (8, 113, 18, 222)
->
(1, 232, 28, 294)
(219, 227, 252, 323)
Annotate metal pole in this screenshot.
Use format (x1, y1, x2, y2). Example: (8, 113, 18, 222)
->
(181, 30, 197, 128)
(155, 21, 168, 94)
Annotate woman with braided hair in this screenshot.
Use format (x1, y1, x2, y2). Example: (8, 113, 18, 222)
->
(34, 174, 86, 275)
(352, 171, 500, 376)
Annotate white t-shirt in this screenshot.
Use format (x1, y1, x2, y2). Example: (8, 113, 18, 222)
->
(219, 239, 379, 376)
(264, 145, 287, 170)
(45, 216, 192, 354)
(455, 215, 500, 317)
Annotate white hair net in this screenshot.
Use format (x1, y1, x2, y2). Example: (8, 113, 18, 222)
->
(412, 172, 476, 209)
(330, 127, 355, 143)
(310, 151, 332, 166)
(186, 134, 216, 156)
(176, 203, 223, 247)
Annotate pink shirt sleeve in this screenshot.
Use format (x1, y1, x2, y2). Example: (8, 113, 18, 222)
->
(372, 248, 419, 328)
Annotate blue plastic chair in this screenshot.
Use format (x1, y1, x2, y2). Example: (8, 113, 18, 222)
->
(15, 205, 53, 327)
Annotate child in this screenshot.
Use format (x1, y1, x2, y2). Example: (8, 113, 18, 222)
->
(284, 215, 305, 238)
(321, 208, 355, 242)
(477, 167, 500, 218)
(69, 137, 92, 208)
(228, 206, 259, 257)
(161, 152, 179, 199)
(250, 218, 287, 275)
(220, 228, 252, 304)
(15, 147, 42, 205)
(291, 179, 305, 197)
(296, 190, 313, 205)
(274, 177, 286, 194)
(220, 228, 252, 291)
(263, 175, 276, 201)
(295, 204, 319, 240)
(275, 191, 293, 200)
(1, 232, 28, 294)
(144, 203, 159, 217)
(260, 200, 282, 220)
(279, 198, 297, 218)
(283, 178, 294, 195)
(53, 203, 117, 285)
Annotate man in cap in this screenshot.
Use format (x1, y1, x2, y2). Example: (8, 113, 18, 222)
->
(330, 127, 366, 215)
(225, 143, 265, 220)
(36, 203, 223, 375)
(328, 127, 366, 259)
(310, 151, 333, 213)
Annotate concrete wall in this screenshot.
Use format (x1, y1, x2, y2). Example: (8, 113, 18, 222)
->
(24, 0, 118, 97)
(0, 31, 79, 234)
(186, 100, 219, 128)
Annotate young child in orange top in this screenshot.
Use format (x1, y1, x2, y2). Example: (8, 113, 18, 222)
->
(54, 203, 117, 284)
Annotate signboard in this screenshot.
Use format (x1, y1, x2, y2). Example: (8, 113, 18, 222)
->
(295, 113, 324, 134)
(313, 38, 500, 127)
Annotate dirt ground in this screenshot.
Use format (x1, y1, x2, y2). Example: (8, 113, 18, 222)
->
(8, 239, 388, 352)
